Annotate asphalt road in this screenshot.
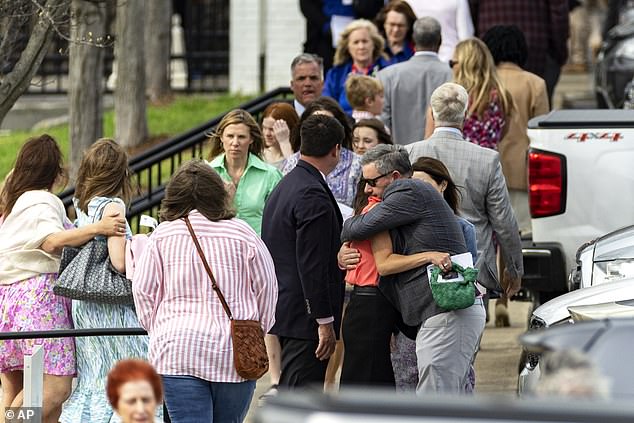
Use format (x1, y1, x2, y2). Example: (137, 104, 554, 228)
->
(475, 299, 533, 395)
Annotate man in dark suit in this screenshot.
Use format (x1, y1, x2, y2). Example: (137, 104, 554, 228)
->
(262, 114, 345, 388)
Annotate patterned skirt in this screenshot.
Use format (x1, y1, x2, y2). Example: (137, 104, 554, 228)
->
(59, 300, 154, 423)
(0, 273, 76, 376)
(391, 332, 476, 393)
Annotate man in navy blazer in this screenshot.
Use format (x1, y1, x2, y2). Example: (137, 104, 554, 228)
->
(262, 114, 345, 388)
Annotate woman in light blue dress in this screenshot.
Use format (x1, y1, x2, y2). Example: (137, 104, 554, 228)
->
(60, 139, 154, 422)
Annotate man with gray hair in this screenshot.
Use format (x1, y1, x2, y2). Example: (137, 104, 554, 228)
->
(340, 144, 486, 393)
(290, 53, 324, 116)
(377, 16, 452, 145)
(535, 349, 611, 399)
(407, 83, 524, 318)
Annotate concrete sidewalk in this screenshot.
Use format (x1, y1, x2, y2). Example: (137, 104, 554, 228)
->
(0, 94, 113, 133)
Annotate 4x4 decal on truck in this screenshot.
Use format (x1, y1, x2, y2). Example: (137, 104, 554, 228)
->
(566, 132, 623, 142)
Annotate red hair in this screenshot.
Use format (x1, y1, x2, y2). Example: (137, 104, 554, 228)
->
(106, 359, 163, 407)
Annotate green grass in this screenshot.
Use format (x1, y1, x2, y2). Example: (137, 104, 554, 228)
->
(0, 93, 253, 181)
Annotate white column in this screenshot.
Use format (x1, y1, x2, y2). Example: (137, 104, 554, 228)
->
(170, 13, 188, 89)
(229, 0, 263, 93)
(264, 0, 305, 90)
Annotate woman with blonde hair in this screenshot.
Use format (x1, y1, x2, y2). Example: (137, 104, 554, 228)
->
(324, 19, 390, 114)
(425, 38, 512, 148)
(208, 109, 282, 236)
(60, 138, 154, 422)
(0, 135, 126, 423)
(443, 38, 512, 150)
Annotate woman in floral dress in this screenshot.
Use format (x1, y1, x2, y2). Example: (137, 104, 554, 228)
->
(0, 135, 126, 423)
(449, 37, 512, 149)
(424, 37, 512, 149)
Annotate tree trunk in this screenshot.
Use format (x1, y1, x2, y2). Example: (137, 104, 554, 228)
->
(114, 0, 147, 148)
(0, 0, 69, 125)
(145, 0, 171, 103)
(68, 0, 106, 178)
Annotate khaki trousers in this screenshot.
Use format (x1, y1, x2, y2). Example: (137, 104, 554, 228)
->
(415, 300, 486, 394)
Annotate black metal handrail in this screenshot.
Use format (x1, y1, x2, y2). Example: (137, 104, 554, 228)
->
(59, 87, 293, 232)
(0, 328, 147, 340)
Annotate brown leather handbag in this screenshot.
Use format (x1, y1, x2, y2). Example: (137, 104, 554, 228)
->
(184, 216, 269, 380)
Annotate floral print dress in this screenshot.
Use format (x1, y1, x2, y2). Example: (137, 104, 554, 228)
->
(463, 90, 506, 150)
(0, 220, 76, 376)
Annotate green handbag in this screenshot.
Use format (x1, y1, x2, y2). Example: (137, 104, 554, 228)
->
(429, 262, 478, 310)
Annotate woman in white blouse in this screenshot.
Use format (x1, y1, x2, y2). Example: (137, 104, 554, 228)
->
(132, 160, 278, 423)
(405, 0, 474, 61)
(0, 135, 126, 423)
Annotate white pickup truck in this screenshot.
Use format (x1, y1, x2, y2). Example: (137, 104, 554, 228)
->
(523, 110, 634, 303)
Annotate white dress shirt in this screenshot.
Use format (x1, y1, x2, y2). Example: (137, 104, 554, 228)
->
(405, 0, 474, 61)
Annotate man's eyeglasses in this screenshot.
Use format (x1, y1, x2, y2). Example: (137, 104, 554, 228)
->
(361, 172, 391, 187)
(449, 60, 459, 69)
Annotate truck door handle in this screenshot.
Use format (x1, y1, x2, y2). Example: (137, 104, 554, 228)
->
(522, 249, 552, 257)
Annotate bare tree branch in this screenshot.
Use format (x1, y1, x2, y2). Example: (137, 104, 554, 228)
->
(0, 0, 69, 123)
(29, 0, 114, 47)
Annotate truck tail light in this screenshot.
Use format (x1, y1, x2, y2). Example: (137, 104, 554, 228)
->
(528, 149, 567, 218)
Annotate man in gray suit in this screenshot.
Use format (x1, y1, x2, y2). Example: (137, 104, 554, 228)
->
(340, 145, 486, 394)
(378, 16, 452, 145)
(406, 82, 523, 302)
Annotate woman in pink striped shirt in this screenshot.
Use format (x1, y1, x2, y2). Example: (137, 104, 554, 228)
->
(132, 160, 278, 423)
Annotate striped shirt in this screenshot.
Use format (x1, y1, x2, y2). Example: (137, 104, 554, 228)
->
(132, 211, 278, 383)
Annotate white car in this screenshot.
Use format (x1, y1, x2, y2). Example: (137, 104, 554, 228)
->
(518, 279, 634, 395)
(570, 225, 634, 290)
(568, 300, 634, 321)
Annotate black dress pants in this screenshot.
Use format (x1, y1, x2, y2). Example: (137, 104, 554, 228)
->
(340, 285, 399, 387)
(278, 336, 329, 389)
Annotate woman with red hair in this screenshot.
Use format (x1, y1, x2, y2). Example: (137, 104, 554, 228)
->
(106, 359, 163, 423)
(261, 102, 300, 169)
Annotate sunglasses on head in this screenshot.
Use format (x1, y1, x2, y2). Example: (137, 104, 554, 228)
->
(361, 172, 391, 187)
